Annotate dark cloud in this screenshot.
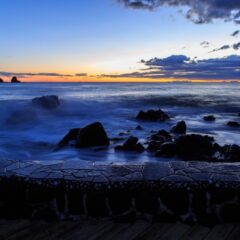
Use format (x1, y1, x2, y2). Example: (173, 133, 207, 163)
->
(210, 44, 231, 53)
(117, 0, 240, 24)
(209, 41, 240, 52)
(231, 30, 240, 37)
(101, 54, 240, 80)
(75, 73, 88, 77)
(233, 42, 240, 50)
(200, 41, 210, 48)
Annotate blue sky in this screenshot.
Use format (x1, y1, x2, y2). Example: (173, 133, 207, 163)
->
(0, 0, 239, 81)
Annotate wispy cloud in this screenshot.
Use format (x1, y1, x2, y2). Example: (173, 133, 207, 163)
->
(101, 54, 240, 80)
(117, 0, 240, 24)
(0, 72, 87, 78)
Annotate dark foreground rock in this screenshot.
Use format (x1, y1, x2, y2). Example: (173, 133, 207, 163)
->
(171, 121, 187, 134)
(59, 122, 109, 148)
(156, 143, 177, 158)
(227, 121, 240, 127)
(11, 76, 21, 83)
(136, 109, 170, 121)
(203, 115, 216, 121)
(176, 134, 215, 161)
(32, 95, 60, 109)
(220, 145, 240, 162)
(115, 136, 144, 152)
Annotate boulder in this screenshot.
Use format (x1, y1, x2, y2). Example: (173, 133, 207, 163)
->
(11, 76, 21, 83)
(59, 122, 109, 148)
(221, 145, 240, 162)
(227, 121, 240, 127)
(58, 128, 81, 147)
(203, 115, 216, 121)
(176, 134, 215, 161)
(115, 136, 144, 152)
(147, 140, 163, 151)
(170, 121, 187, 134)
(156, 143, 177, 158)
(238, 113, 240, 117)
(32, 95, 60, 109)
(150, 130, 172, 142)
(136, 109, 170, 121)
(0, 78, 4, 83)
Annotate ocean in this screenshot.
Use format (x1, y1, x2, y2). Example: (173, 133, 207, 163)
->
(0, 82, 239, 165)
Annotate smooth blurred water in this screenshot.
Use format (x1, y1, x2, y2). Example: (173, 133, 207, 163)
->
(0, 82, 239, 164)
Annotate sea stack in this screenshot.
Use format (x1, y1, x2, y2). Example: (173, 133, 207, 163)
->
(0, 78, 4, 83)
(11, 76, 21, 83)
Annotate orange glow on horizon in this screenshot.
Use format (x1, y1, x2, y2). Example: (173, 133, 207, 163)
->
(1, 75, 240, 83)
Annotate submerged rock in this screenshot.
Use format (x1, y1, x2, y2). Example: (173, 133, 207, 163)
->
(171, 121, 187, 134)
(115, 136, 144, 152)
(176, 134, 215, 161)
(32, 95, 60, 109)
(227, 121, 240, 127)
(11, 76, 21, 83)
(136, 109, 170, 121)
(203, 115, 216, 121)
(136, 125, 143, 130)
(59, 122, 109, 148)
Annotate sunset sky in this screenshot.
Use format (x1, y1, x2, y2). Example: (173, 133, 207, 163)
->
(0, 0, 240, 82)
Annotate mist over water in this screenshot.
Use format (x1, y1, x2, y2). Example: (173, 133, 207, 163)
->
(0, 82, 239, 165)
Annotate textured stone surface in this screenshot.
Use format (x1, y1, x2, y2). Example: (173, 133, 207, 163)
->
(1, 159, 240, 183)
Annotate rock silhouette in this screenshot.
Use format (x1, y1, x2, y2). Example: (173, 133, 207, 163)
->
(11, 76, 21, 83)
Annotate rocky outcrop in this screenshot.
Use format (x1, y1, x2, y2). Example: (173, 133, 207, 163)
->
(136, 109, 170, 121)
(115, 136, 144, 152)
(156, 143, 177, 158)
(176, 134, 215, 161)
(59, 122, 109, 148)
(171, 121, 187, 134)
(203, 115, 216, 121)
(11, 76, 21, 83)
(0, 78, 4, 83)
(220, 144, 240, 162)
(32, 95, 60, 109)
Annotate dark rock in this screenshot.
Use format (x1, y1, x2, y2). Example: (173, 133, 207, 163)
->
(150, 130, 172, 142)
(109, 137, 125, 142)
(227, 121, 240, 127)
(136, 125, 143, 130)
(147, 140, 163, 151)
(59, 122, 109, 148)
(220, 144, 240, 162)
(171, 121, 187, 134)
(136, 109, 170, 121)
(58, 128, 81, 147)
(156, 142, 177, 158)
(203, 115, 216, 121)
(115, 136, 144, 152)
(0, 78, 4, 83)
(238, 113, 240, 117)
(32, 95, 60, 109)
(176, 134, 215, 161)
(76, 122, 109, 148)
(11, 76, 21, 83)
